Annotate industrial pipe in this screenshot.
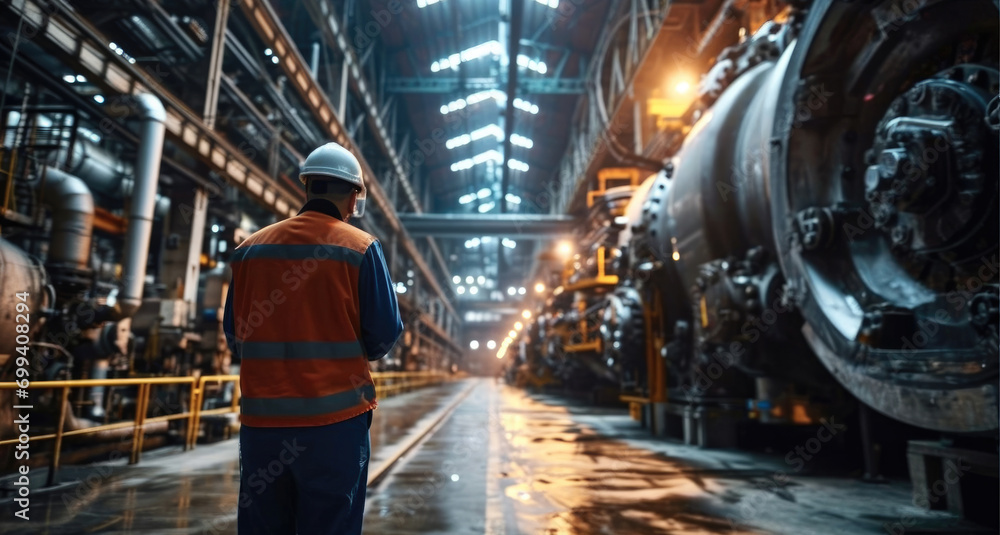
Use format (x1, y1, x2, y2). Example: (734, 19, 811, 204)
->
(0, 239, 47, 366)
(115, 94, 166, 318)
(36, 166, 94, 272)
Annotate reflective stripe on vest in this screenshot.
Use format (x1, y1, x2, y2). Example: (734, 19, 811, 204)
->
(239, 340, 365, 360)
(230, 243, 364, 266)
(241, 384, 376, 418)
(231, 211, 378, 427)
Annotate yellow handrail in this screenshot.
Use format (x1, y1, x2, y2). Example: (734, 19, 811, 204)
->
(0, 371, 454, 479)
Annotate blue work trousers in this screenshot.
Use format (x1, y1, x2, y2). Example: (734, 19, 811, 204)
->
(238, 411, 372, 534)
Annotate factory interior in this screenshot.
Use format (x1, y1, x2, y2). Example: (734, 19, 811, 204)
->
(0, 0, 998, 533)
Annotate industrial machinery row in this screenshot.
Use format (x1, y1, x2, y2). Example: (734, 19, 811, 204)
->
(516, 0, 999, 445)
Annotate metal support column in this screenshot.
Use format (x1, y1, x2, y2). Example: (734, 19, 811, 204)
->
(202, 0, 231, 129)
(183, 189, 209, 321)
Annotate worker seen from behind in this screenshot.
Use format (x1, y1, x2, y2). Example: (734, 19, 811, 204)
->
(223, 141, 404, 535)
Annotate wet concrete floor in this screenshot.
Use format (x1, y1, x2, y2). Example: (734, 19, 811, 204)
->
(0, 378, 989, 534)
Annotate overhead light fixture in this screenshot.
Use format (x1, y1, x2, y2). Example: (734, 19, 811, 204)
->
(505, 193, 521, 204)
(451, 149, 500, 171)
(478, 201, 496, 213)
(534, 282, 546, 293)
(534, 0, 559, 7)
(453, 276, 461, 284)
(509, 330, 517, 338)
(477, 276, 486, 285)
(518, 287, 526, 295)
(470, 286, 479, 295)
(470, 340, 479, 350)
(441, 92, 538, 116)
(487, 340, 497, 350)
(417, 0, 444, 7)
(510, 134, 533, 149)
(76, 74, 86, 83)
(674, 80, 691, 94)
(457, 286, 466, 294)
(447, 126, 532, 150)
(516, 54, 547, 74)
(507, 159, 529, 172)
(271, 56, 280, 65)
(522, 310, 532, 319)
(477, 188, 492, 199)
(507, 287, 516, 296)
(465, 238, 481, 248)
(466, 276, 475, 284)
(502, 238, 517, 249)
(513, 98, 539, 114)
(459, 193, 477, 204)
(431, 40, 503, 72)
(62, 74, 76, 83)
(515, 322, 523, 331)
(557, 241, 573, 257)
(93, 95, 105, 104)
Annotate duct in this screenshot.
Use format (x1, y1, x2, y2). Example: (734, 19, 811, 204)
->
(37, 166, 95, 272)
(114, 93, 167, 318)
(61, 137, 130, 195)
(60, 138, 171, 217)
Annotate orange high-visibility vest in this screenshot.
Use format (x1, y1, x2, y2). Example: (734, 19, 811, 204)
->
(229, 211, 377, 427)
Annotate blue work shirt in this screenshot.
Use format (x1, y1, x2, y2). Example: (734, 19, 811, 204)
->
(223, 198, 404, 362)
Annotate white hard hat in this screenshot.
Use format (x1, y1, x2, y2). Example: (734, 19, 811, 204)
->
(299, 142, 367, 217)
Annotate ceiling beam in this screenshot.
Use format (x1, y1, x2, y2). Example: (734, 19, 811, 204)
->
(397, 214, 575, 238)
(385, 76, 584, 94)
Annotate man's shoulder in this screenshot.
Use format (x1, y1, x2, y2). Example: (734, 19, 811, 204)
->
(327, 220, 376, 255)
(235, 219, 290, 249)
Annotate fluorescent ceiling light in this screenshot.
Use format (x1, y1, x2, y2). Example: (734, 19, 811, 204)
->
(513, 98, 539, 114)
(459, 193, 477, 204)
(417, 0, 444, 7)
(534, 0, 559, 8)
(441, 92, 538, 116)
(505, 193, 521, 204)
(478, 201, 496, 213)
(477, 188, 492, 199)
(447, 127, 533, 151)
(452, 151, 529, 172)
(431, 40, 503, 72)
(507, 159, 529, 172)
(502, 238, 517, 249)
(510, 134, 533, 148)
(516, 54, 547, 74)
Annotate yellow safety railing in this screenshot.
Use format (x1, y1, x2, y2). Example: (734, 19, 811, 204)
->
(0, 371, 454, 481)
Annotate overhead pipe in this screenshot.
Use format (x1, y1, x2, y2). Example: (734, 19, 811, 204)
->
(40, 125, 172, 218)
(36, 166, 95, 272)
(114, 94, 166, 318)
